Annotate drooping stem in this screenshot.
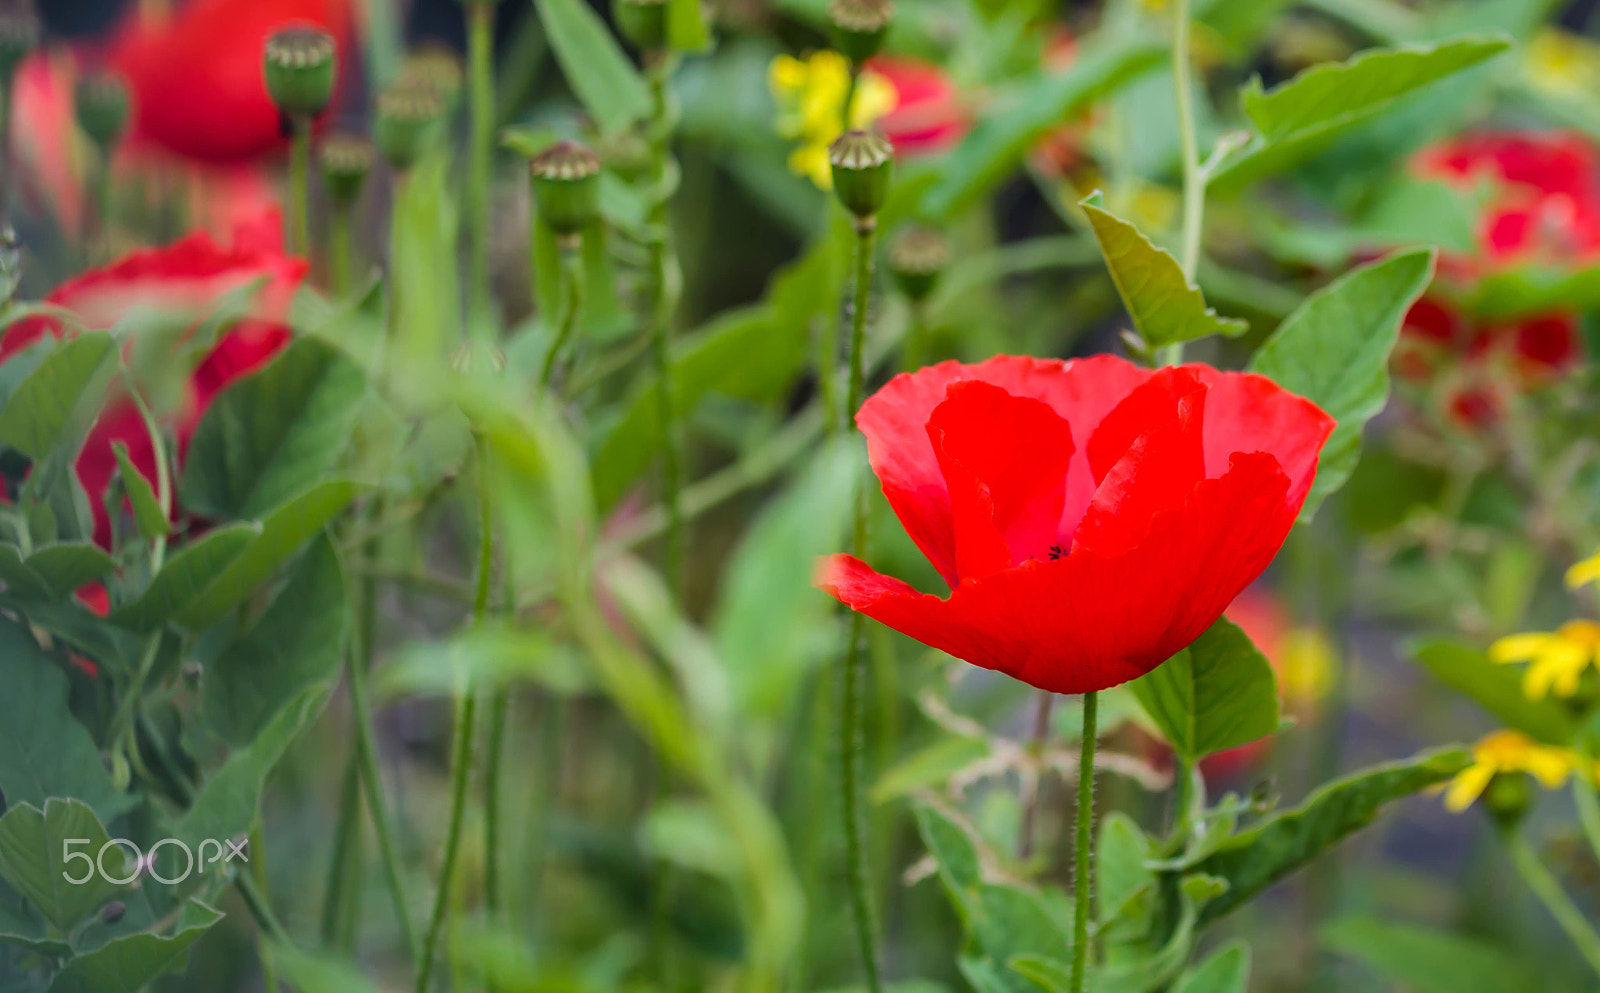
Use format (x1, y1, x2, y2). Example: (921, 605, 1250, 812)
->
(1504, 827, 1600, 977)
(1018, 690, 1055, 861)
(539, 240, 584, 389)
(289, 114, 312, 256)
(839, 215, 882, 993)
(1070, 690, 1099, 993)
(645, 54, 685, 593)
(466, 0, 495, 328)
(1163, 0, 1202, 368)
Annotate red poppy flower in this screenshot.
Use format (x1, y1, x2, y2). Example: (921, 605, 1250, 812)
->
(109, 0, 354, 163)
(0, 210, 306, 547)
(866, 55, 969, 155)
(817, 355, 1334, 695)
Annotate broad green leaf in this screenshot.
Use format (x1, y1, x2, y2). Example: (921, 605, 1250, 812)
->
(1172, 942, 1250, 993)
(1127, 617, 1279, 761)
(173, 686, 329, 852)
(174, 479, 361, 631)
(0, 800, 129, 936)
(1321, 917, 1525, 993)
(201, 536, 347, 745)
(0, 334, 116, 462)
(47, 899, 223, 993)
(1081, 193, 1247, 348)
(915, 803, 982, 896)
(668, 0, 711, 53)
(0, 618, 130, 820)
(923, 33, 1162, 217)
(1249, 248, 1435, 521)
(1411, 640, 1577, 746)
(387, 158, 459, 407)
(1211, 36, 1511, 192)
(179, 337, 364, 521)
(534, 0, 651, 134)
(108, 524, 260, 632)
(0, 547, 49, 599)
(110, 442, 168, 539)
(1192, 746, 1470, 924)
(1097, 813, 1155, 930)
(25, 544, 114, 599)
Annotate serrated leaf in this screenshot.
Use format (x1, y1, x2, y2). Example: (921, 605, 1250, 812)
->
(1321, 916, 1527, 993)
(1081, 193, 1247, 348)
(534, 0, 651, 134)
(1212, 36, 1510, 191)
(1191, 747, 1470, 924)
(1172, 942, 1250, 993)
(1411, 640, 1577, 746)
(0, 799, 130, 937)
(1249, 248, 1435, 521)
(201, 536, 346, 745)
(110, 442, 168, 539)
(1127, 617, 1279, 761)
(47, 899, 222, 993)
(0, 618, 131, 820)
(179, 337, 364, 521)
(0, 334, 117, 462)
(108, 524, 260, 632)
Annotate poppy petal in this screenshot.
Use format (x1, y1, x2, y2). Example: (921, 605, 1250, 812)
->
(1187, 366, 1334, 508)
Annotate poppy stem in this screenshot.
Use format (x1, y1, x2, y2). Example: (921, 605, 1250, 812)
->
(289, 114, 312, 257)
(329, 206, 354, 296)
(1504, 826, 1600, 977)
(1164, 0, 1202, 368)
(466, 0, 495, 331)
(645, 53, 686, 595)
(1069, 690, 1099, 993)
(540, 238, 584, 388)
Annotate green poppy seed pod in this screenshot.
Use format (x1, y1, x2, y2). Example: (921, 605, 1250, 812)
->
(398, 44, 464, 113)
(0, 5, 38, 84)
(530, 140, 601, 237)
(827, 0, 892, 64)
(74, 71, 130, 153)
(1483, 772, 1533, 828)
(373, 83, 445, 171)
(614, 0, 669, 52)
(320, 133, 374, 208)
(887, 225, 947, 302)
(829, 129, 893, 221)
(263, 25, 337, 117)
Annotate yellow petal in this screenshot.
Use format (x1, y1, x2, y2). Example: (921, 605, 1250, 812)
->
(1490, 632, 1557, 664)
(1523, 746, 1576, 789)
(1444, 764, 1496, 813)
(1565, 550, 1600, 590)
(1525, 641, 1589, 699)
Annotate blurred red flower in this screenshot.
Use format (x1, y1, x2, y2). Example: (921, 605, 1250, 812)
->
(110, 0, 354, 163)
(0, 210, 306, 547)
(817, 355, 1334, 695)
(866, 55, 969, 155)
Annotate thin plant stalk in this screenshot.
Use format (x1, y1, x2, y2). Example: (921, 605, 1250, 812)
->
(318, 752, 363, 947)
(330, 207, 355, 296)
(645, 53, 685, 593)
(250, 824, 280, 992)
(1069, 690, 1099, 993)
(466, 0, 495, 328)
(539, 240, 584, 388)
(1161, 0, 1201, 368)
(1018, 690, 1055, 861)
(1504, 827, 1600, 977)
(839, 215, 882, 993)
(289, 114, 312, 255)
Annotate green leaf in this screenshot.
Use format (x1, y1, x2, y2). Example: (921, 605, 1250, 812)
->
(0, 547, 50, 599)
(110, 442, 168, 539)
(668, 0, 711, 52)
(1322, 917, 1526, 993)
(201, 536, 347, 746)
(1172, 942, 1250, 993)
(0, 799, 130, 937)
(0, 618, 130, 820)
(534, 0, 651, 134)
(1191, 746, 1471, 924)
(173, 686, 329, 852)
(872, 735, 990, 804)
(24, 544, 114, 599)
(173, 479, 361, 631)
(1127, 617, 1279, 761)
(1080, 193, 1247, 348)
(376, 623, 577, 699)
(47, 899, 223, 993)
(1096, 812, 1155, 930)
(0, 334, 117, 462)
(107, 523, 260, 632)
(1411, 640, 1577, 746)
(1211, 35, 1511, 191)
(1248, 248, 1435, 521)
(179, 337, 365, 521)
(923, 33, 1163, 217)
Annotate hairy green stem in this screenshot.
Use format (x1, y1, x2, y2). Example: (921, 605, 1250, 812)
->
(1504, 828, 1600, 977)
(1162, 0, 1201, 368)
(1070, 691, 1098, 993)
(466, 0, 495, 329)
(289, 115, 312, 256)
(645, 55, 685, 594)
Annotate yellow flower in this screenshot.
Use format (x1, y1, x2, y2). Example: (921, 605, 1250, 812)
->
(1442, 730, 1581, 813)
(1566, 548, 1600, 590)
(1490, 620, 1600, 699)
(1279, 627, 1335, 713)
(1525, 29, 1600, 101)
(768, 51, 897, 189)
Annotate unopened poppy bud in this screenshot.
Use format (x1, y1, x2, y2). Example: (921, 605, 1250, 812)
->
(374, 83, 445, 171)
(829, 129, 893, 220)
(75, 72, 131, 152)
(263, 25, 337, 117)
(1483, 771, 1533, 827)
(828, 0, 892, 65)
(320, 133, 374, 208)
(0, 5, 37, 83)
(530, 140, 601, 237)
(614, 0, 669, 52)
(887, 225, 946, 302)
